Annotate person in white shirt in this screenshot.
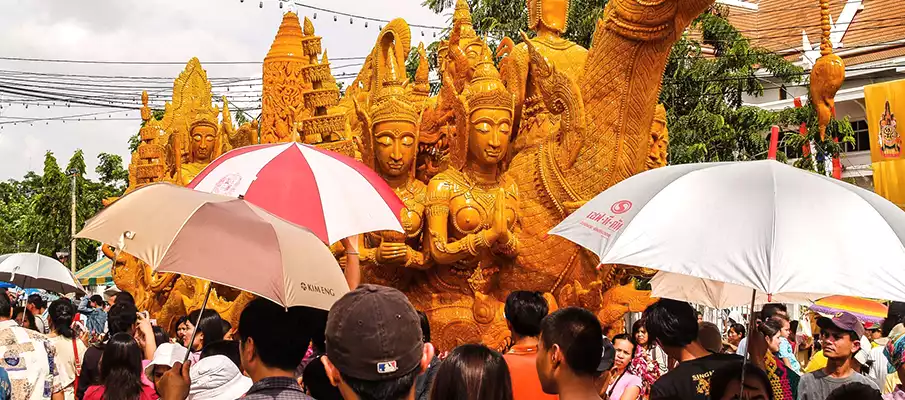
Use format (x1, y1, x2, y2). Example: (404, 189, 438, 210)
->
(0, 291, 63, 400)
(26, 295, 49, 335)
(46, 300, 86, 400)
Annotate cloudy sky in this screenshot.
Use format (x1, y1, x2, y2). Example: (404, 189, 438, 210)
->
(0, 0, 449, 180)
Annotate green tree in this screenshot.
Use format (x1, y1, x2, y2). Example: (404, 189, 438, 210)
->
(96, 153, 129, 192)
(0, 150, 130, 273)
(235, 110, 249, 126)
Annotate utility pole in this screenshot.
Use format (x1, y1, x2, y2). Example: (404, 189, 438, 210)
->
(69, 169, 78, 273)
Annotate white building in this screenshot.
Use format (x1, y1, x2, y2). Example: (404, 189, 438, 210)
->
(722, 0, 905, 189)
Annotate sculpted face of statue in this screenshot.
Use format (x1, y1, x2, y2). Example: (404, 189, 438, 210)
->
(463, 42, 484, 66)
(373, 120, 418, 178)
(468, 109, 511, 165)
(528, 0, 568, 33)
(191, 124, 217, 163)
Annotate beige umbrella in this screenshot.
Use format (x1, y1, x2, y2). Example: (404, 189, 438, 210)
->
(76, 182, 348, 311)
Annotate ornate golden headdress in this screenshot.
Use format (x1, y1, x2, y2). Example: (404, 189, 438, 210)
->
(189, 105, 218, 133)
(371, 48, 419, 126)
(354, 20, 421, 169)
(443, 40, 516, 170)
(453, 0, 478, 41)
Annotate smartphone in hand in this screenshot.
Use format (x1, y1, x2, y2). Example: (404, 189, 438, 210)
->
(71, 320, 87, 336)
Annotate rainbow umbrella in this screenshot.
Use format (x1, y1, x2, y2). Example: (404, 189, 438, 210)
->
(810, 295, 889, 328)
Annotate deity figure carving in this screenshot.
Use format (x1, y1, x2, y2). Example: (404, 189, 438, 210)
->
(353, 21, 431, 288)
(414, 0, 483, 183)
(647, 104, 670, 170)
(174, 105, 221, 184)
(497, 0, 588, 158)
(115, 58, 256, 332)
(411, 40, 521, 349)
(498, 0, 713, 335)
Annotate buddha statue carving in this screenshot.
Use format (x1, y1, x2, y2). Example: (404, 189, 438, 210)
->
(176, 107, 221, 184)
(353, 22, 431, 288)
(497, 0, 588, 159)
(415, 40, 520, 349)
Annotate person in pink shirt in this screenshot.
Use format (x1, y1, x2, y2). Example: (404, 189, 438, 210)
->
(605, 334, 642, 400)
(84, 333, 158, 400)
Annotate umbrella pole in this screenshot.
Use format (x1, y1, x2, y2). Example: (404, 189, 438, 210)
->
(739, 288, 756, 399)
(18, 274, 31, 326)
(183, 281, 213, 364)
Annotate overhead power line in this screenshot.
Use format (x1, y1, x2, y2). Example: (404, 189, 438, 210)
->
(0, 56, 367, 65)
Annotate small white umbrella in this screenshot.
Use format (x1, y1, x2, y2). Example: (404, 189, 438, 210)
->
(0, 253, 85, 294)
(550, 160, 905, 303)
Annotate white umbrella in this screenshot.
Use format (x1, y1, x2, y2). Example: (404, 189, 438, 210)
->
(0, 253, 85, 294)
(550, 160, 905, 303)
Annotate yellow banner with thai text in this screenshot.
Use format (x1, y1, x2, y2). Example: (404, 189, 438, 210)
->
(865, 79, 905, 208)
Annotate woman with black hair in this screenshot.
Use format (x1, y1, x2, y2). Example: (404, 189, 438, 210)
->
(725, 323, 746, 354)
(174, 316, 190, 346)
(184, 309, 225, 363)
(628, 318, 669, 398)
(47, 299, 87, 400)
(430, 344, 513, 400)
(605, 334, 642, 400)
(83, 332, 157, 400)
(300, 307, 342, 400)
(12, 306, 36, 331)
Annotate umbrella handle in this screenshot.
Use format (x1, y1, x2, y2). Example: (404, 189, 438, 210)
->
(183, 282, 213, 364)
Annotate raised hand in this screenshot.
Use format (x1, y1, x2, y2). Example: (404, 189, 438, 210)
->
(376, 242, 409, 264)
(494, 188, 510, 245)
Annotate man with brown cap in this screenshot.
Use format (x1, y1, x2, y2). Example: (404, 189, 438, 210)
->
(799, 311, 880, 400)
(322, 284, 436, 400)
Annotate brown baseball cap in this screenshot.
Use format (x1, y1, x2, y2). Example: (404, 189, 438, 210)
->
(818, 311, 866, 339)
(325, 284, 424, 380)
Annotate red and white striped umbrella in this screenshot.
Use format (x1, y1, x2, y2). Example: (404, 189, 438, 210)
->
(188, 143, 403, 244)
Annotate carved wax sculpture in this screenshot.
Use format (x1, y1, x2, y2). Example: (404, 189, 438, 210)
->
(261, 12, 311, 144)
(414, 0, 483, 183)
(497, 0, 588, 159)
(499, 0, 713, 339)
(113, 0, 716, 346)
(116, 58, 255, 333)
(414, 40, 521, 350)
(354, 20, 432, 288)
(809, 0, 845, 141)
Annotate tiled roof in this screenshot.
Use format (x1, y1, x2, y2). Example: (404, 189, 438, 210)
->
(723, 0, 905, 55)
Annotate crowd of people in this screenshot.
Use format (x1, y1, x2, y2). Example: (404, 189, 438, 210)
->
(2, 282, 905, 400)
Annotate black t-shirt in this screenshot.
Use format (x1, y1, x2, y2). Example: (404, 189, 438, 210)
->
(76, 345, 103, 400)
(650, 353, 743, 400)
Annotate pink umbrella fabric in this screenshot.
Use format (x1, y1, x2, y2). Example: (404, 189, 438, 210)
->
(76, 183, 348, 310)
(188, 143, 403, 244)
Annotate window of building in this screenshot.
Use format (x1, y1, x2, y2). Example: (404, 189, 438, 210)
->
(779, 85, 788, 100)
(845, 120, 870, 152)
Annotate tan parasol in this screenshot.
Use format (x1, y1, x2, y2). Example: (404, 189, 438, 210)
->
(76, 182, 348, 311)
